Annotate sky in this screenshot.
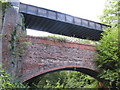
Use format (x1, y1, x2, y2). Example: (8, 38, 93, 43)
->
(19, 0, 106, 36)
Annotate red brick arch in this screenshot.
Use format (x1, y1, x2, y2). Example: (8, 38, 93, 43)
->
(23, 65, 101, 83)
(21, 36, 98, 82)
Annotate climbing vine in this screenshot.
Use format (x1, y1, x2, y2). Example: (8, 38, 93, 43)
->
(10, 13, 26, 60)
(0, 1, 28, 87)
(1, 0, 12, 23)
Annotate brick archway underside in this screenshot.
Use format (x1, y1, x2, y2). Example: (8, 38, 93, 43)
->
(23, 66, 103, 84)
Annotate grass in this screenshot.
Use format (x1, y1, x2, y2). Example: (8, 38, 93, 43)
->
(47, 34, 99, 45)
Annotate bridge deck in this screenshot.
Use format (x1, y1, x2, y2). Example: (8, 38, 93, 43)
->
(19, 3, 108, 41)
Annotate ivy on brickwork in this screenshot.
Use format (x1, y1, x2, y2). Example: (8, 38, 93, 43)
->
(0, 1, 28, 88)
(10, 14, 27, 67)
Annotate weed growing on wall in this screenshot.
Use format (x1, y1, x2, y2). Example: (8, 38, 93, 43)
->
(47, 35, 98, 45)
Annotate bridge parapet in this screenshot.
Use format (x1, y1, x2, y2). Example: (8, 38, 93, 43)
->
(21, 36, 97, 82)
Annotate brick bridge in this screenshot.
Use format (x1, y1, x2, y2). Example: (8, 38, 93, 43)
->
(23, 36, 98, 82)
(0, 1, 108, 83)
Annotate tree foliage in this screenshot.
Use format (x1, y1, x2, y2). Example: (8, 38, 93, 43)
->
(30, 71, 99, 88)
(97, 0, 120, 88)
(100, 0, 119, 27)
(0, 69, 29, 89)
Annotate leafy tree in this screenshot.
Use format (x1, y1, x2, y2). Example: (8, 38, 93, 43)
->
(100, 0, 119, 27)
(97, 0, 120, 88)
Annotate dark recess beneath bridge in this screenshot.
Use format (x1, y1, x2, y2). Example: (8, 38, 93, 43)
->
(19, 3, 109, 41)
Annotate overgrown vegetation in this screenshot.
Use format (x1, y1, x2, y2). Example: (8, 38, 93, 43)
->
(30, 71, 99, 88)
(47, 35, 98, 45)
(97, 0, 120, 89)
(0, 69, 29, 89)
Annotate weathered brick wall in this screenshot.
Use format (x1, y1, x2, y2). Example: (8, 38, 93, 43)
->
(1, 3, 25, 80)
(0, 2, 2, 66)
(0, 2, 2, 32)
(2, 7, 18, 71)
(21, 36, 97, 82)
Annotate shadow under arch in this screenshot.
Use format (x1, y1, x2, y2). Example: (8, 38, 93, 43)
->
(24, 66, 106, 85)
